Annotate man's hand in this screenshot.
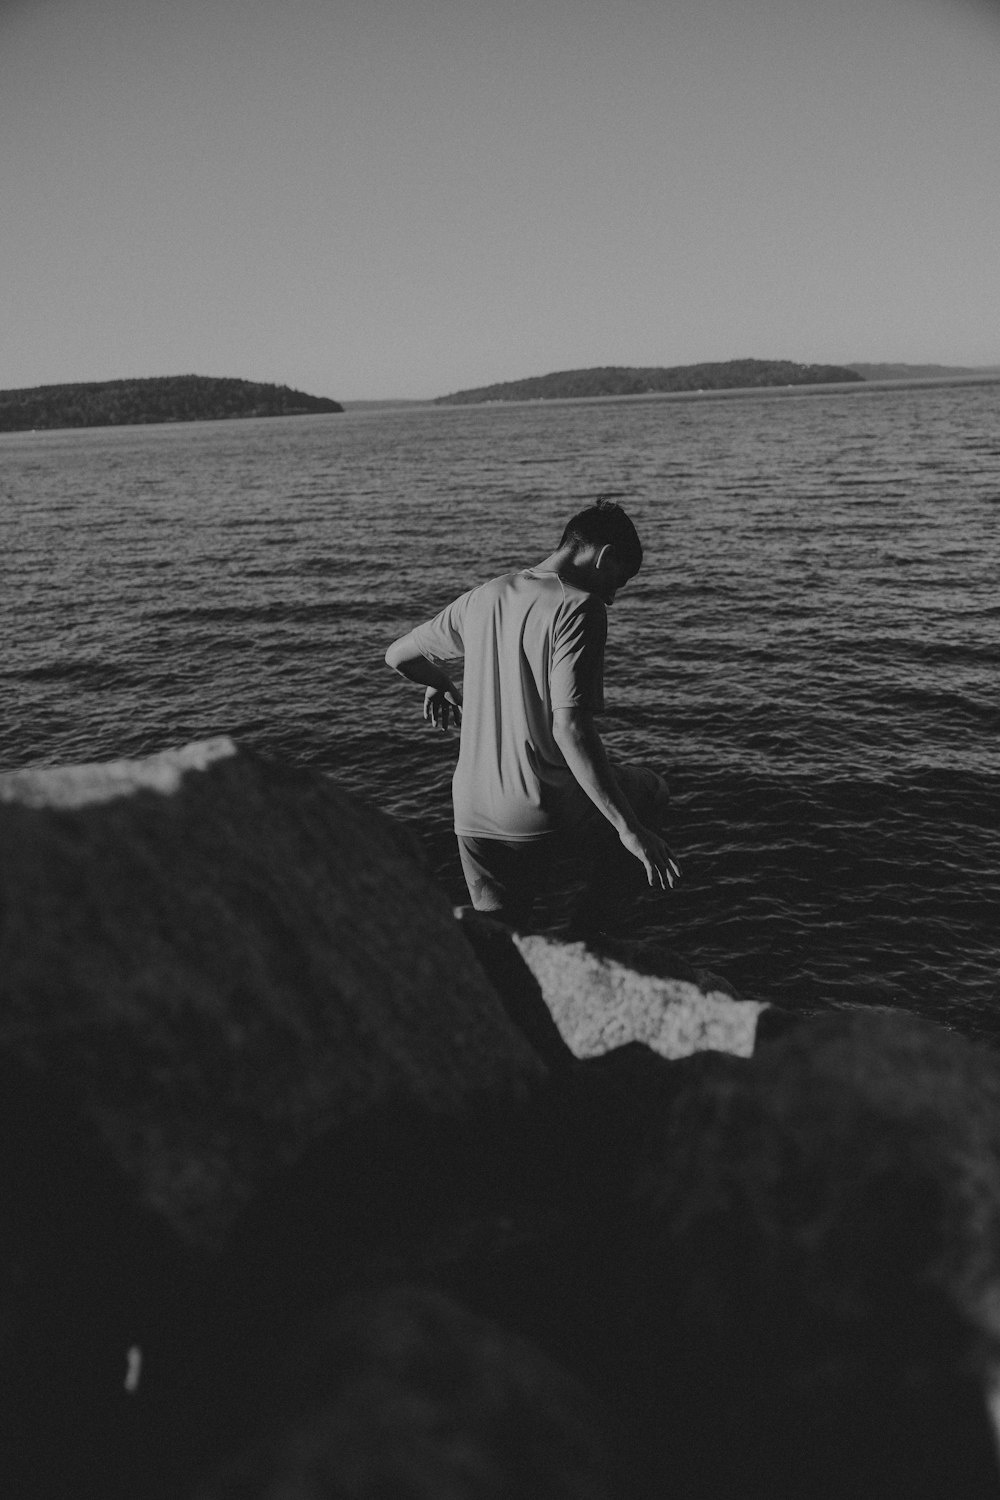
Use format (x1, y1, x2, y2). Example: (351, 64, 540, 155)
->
(423, 685, 463, 732)
(619, 824, 681, 890)
(385, 635, 463, 731)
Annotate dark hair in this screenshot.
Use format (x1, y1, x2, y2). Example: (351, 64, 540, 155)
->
(558, 498, 643, 578)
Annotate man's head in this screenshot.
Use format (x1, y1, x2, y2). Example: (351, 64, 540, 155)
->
(558, 499, 643, 603)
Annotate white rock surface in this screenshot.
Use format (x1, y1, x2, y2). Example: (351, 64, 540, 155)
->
(0, 735, 238, 808)
(512, 933, 764, 1060)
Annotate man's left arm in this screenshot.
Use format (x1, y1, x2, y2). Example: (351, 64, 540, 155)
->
(552, 706, 679, 889)
(385, 632, 463, 731)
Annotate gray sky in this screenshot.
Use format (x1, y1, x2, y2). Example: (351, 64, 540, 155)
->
(2, 0, 998, 399)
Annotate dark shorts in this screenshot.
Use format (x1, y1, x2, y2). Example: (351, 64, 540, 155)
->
(456, 763, 669, 929)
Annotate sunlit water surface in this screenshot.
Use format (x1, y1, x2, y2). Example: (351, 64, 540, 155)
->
(3, 384, 998, 1032)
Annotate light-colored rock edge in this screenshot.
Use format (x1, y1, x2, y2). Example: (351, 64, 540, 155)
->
(513, 932, 763, 1060)
(0, 737, 237, 808)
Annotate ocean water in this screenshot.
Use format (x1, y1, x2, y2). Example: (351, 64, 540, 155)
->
(3, 383, 999, 1033)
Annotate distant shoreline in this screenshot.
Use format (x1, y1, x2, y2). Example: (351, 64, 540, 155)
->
(0, 375, 343, 433)
(345, 372, 1000, 413)
(4, 373, 998, 431)
(505, 371, 1000, 407)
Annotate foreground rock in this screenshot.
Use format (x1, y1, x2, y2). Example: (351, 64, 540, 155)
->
(0, 740, 544, 1497)
(0, 738, 542, 1250)
(614, 1009, 1000, 1497)
(197, 1285, 616, 1500)
(5, 739, 1000, 1498)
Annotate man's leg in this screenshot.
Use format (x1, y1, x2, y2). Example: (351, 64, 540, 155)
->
(563, 764, 671, 937)
(457, 834, 553, 930)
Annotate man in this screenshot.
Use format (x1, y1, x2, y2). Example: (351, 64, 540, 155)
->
(384, 499, 679, 932)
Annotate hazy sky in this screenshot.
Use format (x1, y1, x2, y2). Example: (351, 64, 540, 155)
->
(2, 0, 998, 399)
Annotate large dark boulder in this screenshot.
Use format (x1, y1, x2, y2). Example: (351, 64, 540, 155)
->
(196, 1285, 616, 1500)
(0, 740, 545, 1497)
(613, 1010, 1000, 1497)
(0, 739, 544, 1250)
(0, 1053, 205, 1498)
(205, 1043, 695, 1488)
(15, 738, 999, 1500)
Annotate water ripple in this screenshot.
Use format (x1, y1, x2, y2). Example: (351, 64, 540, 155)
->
(3, 385, 998, 1024)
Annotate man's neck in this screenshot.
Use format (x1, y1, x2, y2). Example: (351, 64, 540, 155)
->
(531, 546, 595, 591)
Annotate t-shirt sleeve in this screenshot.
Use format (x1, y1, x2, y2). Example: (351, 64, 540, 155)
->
(409, 589, 472, 665)
(549, 595, 606, 710)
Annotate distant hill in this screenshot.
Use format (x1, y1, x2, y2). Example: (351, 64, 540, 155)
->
(845, 363, 1000, 382)
(436, 360, 865, 405)
(0, 375, 343, 432)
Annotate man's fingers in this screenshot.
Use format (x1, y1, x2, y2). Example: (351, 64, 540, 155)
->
(422, 690, 461, 732)
(647, 840, 680, 891)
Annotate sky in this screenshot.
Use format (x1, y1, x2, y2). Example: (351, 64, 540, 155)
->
(2, 0, 999, 400)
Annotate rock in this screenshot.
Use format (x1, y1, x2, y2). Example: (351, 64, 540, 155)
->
(578, 934, 702, 985)
(0, 739, 544, 1252)
(614, 1009, 1000, 1497)
(691, 966, 741, 998)
(21, 738, 998, 1499)
(0, 1053, 206, 1500)
(207, 1045, 694, 1483)
(455, 909, 579, 1072)
(196, 1285, 617, 1500)
(0, 740, 547, 1497)
(510, 932, 764, 1060)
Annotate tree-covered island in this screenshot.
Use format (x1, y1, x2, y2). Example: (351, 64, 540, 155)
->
(436, 359, 865, 404)
(0, 375, 343, 432)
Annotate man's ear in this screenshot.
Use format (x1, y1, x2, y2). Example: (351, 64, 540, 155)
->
(595, 544, 614, 571)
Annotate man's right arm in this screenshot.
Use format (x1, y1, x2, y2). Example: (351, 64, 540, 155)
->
(385, 632, 463, 731)
(552, 706, 679, 889)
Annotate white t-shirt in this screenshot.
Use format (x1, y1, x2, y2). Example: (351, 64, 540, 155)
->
(411, 569, 607, 840)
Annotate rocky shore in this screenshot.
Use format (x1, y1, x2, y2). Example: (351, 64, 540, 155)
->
(2, 739, 1000, 1497)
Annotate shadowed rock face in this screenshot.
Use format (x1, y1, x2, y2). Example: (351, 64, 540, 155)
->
(6, 740, 1000, 1499)
(0, 742, 547, 1498)
(197, 1285, 616, 1500)
(0, 739, 544, 1251)
(614, 1011, 1000, 1498)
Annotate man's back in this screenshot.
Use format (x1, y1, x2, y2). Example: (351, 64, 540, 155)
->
(412, 568, 607, 840)
(386, 500, 679, 923)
